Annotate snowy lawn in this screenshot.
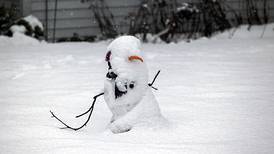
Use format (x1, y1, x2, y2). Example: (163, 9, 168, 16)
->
(0, 25, 274, 154)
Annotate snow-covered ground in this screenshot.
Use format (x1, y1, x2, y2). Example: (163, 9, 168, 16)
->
(0, 25, 274, 154)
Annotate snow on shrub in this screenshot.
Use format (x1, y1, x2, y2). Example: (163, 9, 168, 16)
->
(8, 15, 44, 40)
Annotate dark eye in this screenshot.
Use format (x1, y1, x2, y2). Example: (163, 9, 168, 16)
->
(129, 82, 134, 89)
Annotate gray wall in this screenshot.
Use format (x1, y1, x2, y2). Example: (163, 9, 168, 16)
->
(18, 0, 274, 40)
(0, 0, 20, 8)
(30, 0, 139, 40)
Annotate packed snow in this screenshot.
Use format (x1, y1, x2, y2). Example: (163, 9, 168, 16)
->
(23, 15, 44, 31)
(0, 24, 274, 154)
(10, 25, 27, 34)
(0, 32, 42, 46)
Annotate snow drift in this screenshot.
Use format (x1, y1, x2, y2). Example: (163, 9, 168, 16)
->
(0, 24, 274, 153)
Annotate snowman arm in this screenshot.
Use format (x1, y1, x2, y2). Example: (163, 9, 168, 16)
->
(110, 111, 136, 133)
(148, 70, 161, 90)
(50, 92, 104, 131)
(111, 99, 143, 128)
(76, 92, 104, 118)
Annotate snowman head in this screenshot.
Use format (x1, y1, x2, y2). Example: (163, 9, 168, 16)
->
(105, 36, 149, 103)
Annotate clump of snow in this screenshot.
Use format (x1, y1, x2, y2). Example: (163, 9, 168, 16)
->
(23, 15, 44, 31)
(10, 25, 26, 34)
(107, 35, 143, 62)
(177, 2, 199, 13)
(1, 15, 46, 45)
(0, 32, 41, 46)
(7, 15, 44, 39)
(145, 33, 164, 43)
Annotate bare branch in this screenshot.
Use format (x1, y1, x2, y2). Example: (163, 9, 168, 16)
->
(50, 92, 104, 131)
(148, 70, 161, 90)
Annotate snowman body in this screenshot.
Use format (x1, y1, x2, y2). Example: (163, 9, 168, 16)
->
(103, 36, 163, 133)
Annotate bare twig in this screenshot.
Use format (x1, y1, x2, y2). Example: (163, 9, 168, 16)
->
(50, 92, 104, 131)
(148, 70, 161, 90)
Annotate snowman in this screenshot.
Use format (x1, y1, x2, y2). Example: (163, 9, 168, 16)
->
(104, 35, 164, 133)
(50, 35, 165, 133)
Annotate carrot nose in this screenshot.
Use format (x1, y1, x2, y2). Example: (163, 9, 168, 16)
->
(128, 55, 144, 62)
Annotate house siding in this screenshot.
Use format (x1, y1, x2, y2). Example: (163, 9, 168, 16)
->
(29, 0, 139, 40)
(14, 0, 274, 40)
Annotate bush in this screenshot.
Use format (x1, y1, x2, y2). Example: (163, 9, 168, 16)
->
(0, 4, 18, 35)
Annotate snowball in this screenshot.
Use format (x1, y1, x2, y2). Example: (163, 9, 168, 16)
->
(107, 35, 142, 61)
(0, 32, 40, 46)
(10, 25, 26, 34)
